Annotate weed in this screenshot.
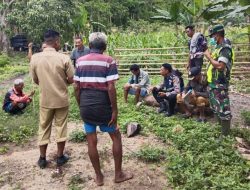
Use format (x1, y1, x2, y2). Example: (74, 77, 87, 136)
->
(241, 110, 250, 126)
(68, 174, 85, 190)
(69, 129, 86, 143)
(0, 146, 9, 154)
(136, 145, 167, 162)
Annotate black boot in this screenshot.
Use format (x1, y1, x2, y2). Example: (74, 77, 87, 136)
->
(158, 102, 166, 113)
(221, 120, 231, 136)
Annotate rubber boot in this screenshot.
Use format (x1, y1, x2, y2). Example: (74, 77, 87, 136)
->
(215, 115, 222, 125)
(221, 120, 231, 136)
(158, 102, 166, 113)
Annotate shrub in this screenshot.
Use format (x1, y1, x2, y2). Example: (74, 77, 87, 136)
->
(0, 54, 10, 67)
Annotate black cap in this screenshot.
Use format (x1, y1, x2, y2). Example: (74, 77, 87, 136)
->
(188, 67, 201, 80)
(208, 24, 224, 37)
(44, 29, 60, 41)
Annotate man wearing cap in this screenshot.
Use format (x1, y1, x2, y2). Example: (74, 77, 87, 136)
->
(204, 24, 233, 136)
(185, 25, 207, 72)
(2, 79, 35, 114)
(151, 63, 181, 116)
(30, 29, 74, 168)
(70, 36, 90, 67)
(177, 67, 209, 122)
(124, 64, 150, 104)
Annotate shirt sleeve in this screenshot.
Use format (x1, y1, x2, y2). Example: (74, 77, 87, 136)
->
(10, 93, 29, 103)
(106, 59, 119, 82)
(218, 47, 232, 70)
(65, 57, 74, 79)
(70, 49, 75, 60)
(29, 57, 38, 84)
(168, 76, 180, 96)
(184, 81, 191, 93)
(138, 72, 150, 88)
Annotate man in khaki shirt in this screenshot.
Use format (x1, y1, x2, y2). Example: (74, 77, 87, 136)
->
(30, 29, 74, 169)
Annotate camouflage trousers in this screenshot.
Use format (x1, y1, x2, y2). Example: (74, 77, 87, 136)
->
(209, 88, 232, 121)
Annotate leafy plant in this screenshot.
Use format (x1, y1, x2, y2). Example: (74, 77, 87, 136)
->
(136, 145, 167, 162)
(241, 110, 250, 125)
(69, 129, 86, 143)
(0, 146, 9, 155)
(0, 54, 10, 67)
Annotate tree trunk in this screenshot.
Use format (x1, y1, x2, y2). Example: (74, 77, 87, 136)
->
(0, 9, 10, 53)
(0, 30, 10, 53)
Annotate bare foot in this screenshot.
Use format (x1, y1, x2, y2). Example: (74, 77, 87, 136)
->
(115, 172, 133, 183)
(95, 174, 104, 186)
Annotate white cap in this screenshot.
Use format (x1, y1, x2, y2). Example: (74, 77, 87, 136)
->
(14, 78, 24, 85)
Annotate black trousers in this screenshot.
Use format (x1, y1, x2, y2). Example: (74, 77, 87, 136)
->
(152, 89, 177, 114)
(190, 57, 203, 71)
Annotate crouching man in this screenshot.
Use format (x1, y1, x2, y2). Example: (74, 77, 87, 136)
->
(151, 63, 180, 117)
(124, 64, 150, 104)
(177, 67, 209, 122)
(2, 79, 35, 114)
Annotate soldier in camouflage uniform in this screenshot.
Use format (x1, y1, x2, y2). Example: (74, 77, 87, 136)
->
(204, 25, 234, 136)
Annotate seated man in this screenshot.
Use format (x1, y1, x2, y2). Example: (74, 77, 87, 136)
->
(124, 64, 150, 104)
(177, 67, 209, 122)
(151, 63, 180, 117)
(2, 79, 35, 114)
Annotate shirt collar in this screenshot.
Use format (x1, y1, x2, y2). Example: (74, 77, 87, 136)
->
(43, 47, 56, 52)
(90, 49, 103, 54)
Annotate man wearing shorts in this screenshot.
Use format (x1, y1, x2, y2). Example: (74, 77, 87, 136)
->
(30, 29, 74, 168)
(124, 64, 150, 104)
(74, 32, 133, 186)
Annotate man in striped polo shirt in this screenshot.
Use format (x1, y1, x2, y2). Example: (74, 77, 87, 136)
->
(74, 32, 133, 186)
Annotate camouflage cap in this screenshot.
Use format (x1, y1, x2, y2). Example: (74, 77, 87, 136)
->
(208, 24, 224, 37)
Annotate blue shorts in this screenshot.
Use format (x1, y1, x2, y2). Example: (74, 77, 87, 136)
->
(129, 88, 148, 97)
(83, 122, 116, 134)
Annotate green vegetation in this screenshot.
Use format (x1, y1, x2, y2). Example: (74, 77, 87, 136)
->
(241, 110, 250, 125)
(0, 146, 9, 155)
(68, 174, 85, 190)
(69, 129, 87, 143)
(0, 53, 28, 83)
(136, 145, 167, 163)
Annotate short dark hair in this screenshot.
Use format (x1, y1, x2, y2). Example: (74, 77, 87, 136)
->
(130, 64, 140, 71)
(162, 63, 172, 72)
(44, 29, 60, 43)
(185, 25, 195, 30)
(75, 36, 83, 40)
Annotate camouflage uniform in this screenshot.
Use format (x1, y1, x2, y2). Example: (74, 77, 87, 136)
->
(207, 42, 233, 121)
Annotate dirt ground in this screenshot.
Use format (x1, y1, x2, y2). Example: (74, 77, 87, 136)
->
(0, 122, 169, 190)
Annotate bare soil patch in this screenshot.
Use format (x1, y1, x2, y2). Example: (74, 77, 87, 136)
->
(0, 122, 169, 190)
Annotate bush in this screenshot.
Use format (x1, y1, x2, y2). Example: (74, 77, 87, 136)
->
(0, 54, 10, 67)
(241, 110, 250, 126)
(69, 129, 86, 143)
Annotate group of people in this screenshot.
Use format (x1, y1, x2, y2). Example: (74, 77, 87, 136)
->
(124, 24, 233, 135)
(2, 23, 233, 186)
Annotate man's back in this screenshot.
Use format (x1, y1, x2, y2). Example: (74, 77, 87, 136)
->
(30, 48, 74, 108)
